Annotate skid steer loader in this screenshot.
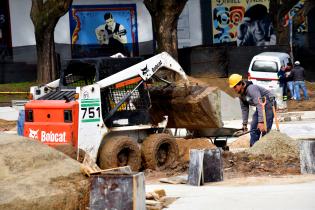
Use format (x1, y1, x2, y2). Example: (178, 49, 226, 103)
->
(23, 52, 188, 171)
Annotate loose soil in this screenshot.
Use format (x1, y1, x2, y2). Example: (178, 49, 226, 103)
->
(0, 134, 89, 210)
(0, 119, 16, 132)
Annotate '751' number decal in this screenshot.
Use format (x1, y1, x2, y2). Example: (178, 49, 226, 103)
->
(81, 107, 100, 122)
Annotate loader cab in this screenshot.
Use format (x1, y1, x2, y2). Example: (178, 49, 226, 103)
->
(24, 100, 79, 148)
(96, 57, 151, 127)
(101, 76, 151, 127)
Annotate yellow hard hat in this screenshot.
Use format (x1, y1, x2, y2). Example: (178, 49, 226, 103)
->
(228, 74, 242, 88)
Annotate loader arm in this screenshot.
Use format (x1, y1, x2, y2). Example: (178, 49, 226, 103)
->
(96, 52, 188, 88)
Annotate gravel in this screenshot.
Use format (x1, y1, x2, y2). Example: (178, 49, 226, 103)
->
(247, 130, 299, 159)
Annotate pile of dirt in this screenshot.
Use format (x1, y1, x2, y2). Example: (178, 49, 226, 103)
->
(228, 134, 250, 149)
(176, 137, 216, 163)
(0, 134, 89, 210)
(0, 119, 16, 132)
(247, 130, 299, 159)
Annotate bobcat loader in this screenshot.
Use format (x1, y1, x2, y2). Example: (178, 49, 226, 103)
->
(24, 52, 188, 171)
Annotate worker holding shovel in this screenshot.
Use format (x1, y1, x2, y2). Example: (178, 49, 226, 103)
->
(228, 74, 275, 146)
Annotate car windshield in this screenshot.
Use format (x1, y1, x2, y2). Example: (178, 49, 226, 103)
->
(252, 60, 278, 72)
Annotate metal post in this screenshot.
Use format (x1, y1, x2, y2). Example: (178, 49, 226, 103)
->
(289, 17, 294, 61)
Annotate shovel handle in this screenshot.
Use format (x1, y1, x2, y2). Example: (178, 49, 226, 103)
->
(269, 96, 280, 131)
(258, 96, 267, 131)
(258, 96, 266, 106)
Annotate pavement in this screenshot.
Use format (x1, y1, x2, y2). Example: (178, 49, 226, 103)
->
(0, 106, 19, 121)
(146, 176, 315, 210)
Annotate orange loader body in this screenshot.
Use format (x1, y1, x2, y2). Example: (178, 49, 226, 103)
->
(24, 100, 79, 148)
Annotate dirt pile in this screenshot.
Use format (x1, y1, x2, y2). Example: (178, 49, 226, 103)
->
(247, 130, 299, 159)
(0, 134, 89, 210)
(176, 137, 216, 163)
(149, 80, 223, 129)
(0, 119, 16, 132)
(229, 134, 250, 149)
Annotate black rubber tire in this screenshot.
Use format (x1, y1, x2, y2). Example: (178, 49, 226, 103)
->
(141, 133, 179, 170)
(98, 136, 141, 171)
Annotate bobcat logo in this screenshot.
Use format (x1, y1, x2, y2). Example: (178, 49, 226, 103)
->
(29, 129, 39, 139)
(141, 65, 149, 76)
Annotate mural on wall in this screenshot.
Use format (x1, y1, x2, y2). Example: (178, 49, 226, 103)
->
(0, 0, 12, 59)
(69, 4, 138, 58)
(212, 0, 276, 46)
(282, 0, 306, 32)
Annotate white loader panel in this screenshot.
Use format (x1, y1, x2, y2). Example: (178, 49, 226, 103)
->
(97, 52, 188, 88)
(78, 84, 108, 161)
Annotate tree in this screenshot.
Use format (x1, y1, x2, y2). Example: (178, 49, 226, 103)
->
(144, 0, 188, 60)
(31, 0, 73, 83)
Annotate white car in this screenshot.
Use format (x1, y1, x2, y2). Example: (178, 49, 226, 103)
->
(248, 52, 292, 90)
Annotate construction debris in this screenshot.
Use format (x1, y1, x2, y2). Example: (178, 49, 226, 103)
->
(146, 189, 178, 210)
(159, 176, 187, 184)
(90, 172, 145, 210)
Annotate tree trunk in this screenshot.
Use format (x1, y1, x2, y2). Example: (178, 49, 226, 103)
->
(152, 15, 178, 59)
(144, 0, 187, 60)
(30, 0, 72, 83)
(35, 27, 57, 83)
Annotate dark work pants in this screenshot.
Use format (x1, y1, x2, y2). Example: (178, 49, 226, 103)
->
(250, 104, 274, 147)
(280, 82, 287, 98)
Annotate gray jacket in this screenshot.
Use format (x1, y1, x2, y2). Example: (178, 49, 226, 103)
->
(239, 81, 274, 124)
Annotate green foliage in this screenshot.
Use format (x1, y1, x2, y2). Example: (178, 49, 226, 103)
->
(0, 82, 37, 92)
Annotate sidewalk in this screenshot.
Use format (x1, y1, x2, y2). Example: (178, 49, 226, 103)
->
(146, 176, 315, 210)
(0, 107, 19, 121)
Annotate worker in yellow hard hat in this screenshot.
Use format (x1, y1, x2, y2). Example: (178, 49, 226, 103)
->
(228, 74, 275, 146)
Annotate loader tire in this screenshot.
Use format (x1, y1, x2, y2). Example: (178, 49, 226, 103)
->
(142, 133, 179, 170)
(99, 136, 141, 171)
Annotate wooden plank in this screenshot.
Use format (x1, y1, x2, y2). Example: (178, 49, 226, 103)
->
(159, 176, 187, 184)
(90, 166, 132, 175)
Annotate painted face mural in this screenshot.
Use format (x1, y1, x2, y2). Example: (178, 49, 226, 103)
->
(236, 4, 276, 46)
(211, 1, 276, 46)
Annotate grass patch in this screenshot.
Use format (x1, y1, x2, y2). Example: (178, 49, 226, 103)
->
(0, 82, 37, 104)
(0, 81, 37, 92)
